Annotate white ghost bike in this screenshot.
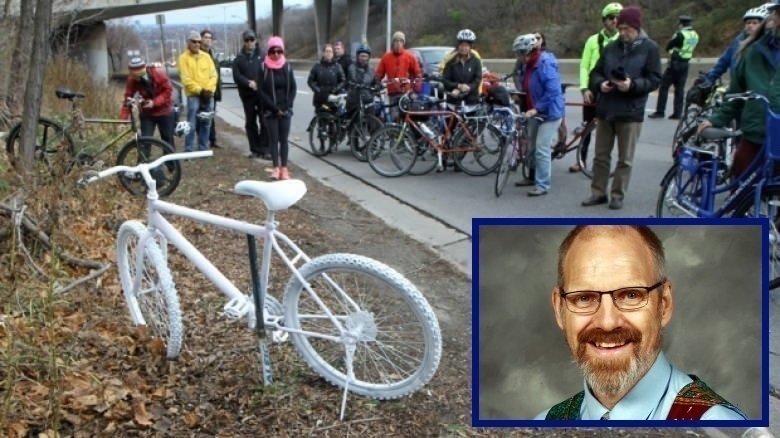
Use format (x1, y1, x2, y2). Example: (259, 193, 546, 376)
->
(80, 151, 442, 419)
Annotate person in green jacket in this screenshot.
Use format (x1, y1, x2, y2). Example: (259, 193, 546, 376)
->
(699, 6, 780, 178)
(571, 2, 623, 173)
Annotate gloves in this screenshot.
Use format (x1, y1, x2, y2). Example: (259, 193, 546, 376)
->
(200, 89, 214, 100)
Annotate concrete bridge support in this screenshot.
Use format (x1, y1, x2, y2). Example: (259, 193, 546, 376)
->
(74, 21, 110, 84)
(312, 0, 368, 57)
(314, 0, 332, 54)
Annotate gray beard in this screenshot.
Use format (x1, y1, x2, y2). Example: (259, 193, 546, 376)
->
(577, 340, 660, 399)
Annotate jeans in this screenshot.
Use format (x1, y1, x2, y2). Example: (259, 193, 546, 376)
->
(532, 117, 562, 192)
(185, 95, 213, 151)
(140, 112, 175, 148)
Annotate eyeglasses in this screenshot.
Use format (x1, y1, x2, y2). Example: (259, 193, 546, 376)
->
(559, 279, 665, 314)
(605, 15, 618, 21)
(269, 49, 284, 55)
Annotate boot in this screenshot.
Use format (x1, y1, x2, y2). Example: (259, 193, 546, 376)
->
(279, 167, 290, 180)
(270, 167, 280, 180)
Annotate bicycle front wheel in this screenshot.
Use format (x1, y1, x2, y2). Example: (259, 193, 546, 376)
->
(575, 123, 596, 179)
(5, 117, 74, 172)
(732, 185, 780, 290)
(308, 113, 337, 156)
(453, 124, 503, 176)
(116, 137, 181, 197)
(671, 107, 701, 158)
(349, 114, 384, 162)
(117, 220, 182, 359)
(655, 163, 704, 218)
(494, 141, 514, 197)
(283, 253, 442, 399)
(366, 124, 417, 177)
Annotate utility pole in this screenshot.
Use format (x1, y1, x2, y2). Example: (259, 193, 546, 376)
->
(386, 0, 392, 52)
(156, 14, 168, 74)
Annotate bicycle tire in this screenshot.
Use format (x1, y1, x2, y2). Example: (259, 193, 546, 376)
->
(575, 123, 595, 179)
(5, 117, 74, 172)
(408, 138, 439, 176)
(655, 163, 704, 218)
(366, 124, 416, 177)
(731, 185, 780, 290)
(282, 253, 442, 399)
(671, 107, 701, 158)
(308, 113, 337, 156)
(116, 137, 181, 198)
(117, 220, 182, 359)
(349, 114, 384, 162)
(453, 124, 503, 176)
(494, 141, 514, 197)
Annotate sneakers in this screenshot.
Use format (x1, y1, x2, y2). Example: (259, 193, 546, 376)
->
(279, 167, 290, 180)
(527, 188, 547, 197)
(269, 167, 280, 180)
(648, 112, 664, 119)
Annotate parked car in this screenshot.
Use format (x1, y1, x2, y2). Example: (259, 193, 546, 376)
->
(219, 59, 235, 87)
(408, 46, 452, 78)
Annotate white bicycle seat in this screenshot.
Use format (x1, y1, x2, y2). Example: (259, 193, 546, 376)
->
(234, 179, 307, 211)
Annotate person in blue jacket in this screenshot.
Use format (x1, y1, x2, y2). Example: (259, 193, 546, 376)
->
(704, 3, 771, 85)
(511, 33, 564, 197)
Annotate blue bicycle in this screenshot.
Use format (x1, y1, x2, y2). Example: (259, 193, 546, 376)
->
(655, 91, 780, 289)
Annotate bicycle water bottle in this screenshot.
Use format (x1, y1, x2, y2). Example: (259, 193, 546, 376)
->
(420, 122, 436, 139)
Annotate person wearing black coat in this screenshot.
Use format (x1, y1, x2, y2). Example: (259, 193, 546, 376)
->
(233, 30, 270, 159)
(334, 40, 353, 78)
(307, 44, 346, 110)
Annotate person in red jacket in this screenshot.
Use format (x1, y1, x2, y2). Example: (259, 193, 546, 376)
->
(121, 57, 176, 148)
(375, 31, 422, 120)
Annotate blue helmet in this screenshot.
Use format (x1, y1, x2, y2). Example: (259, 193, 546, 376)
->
(356, 44, 371, 56)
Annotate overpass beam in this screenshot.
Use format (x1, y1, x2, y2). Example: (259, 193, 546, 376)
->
(347, 0, 369, 56)
(314, 0, 332, 55)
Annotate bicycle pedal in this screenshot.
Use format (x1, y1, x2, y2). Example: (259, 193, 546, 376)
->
(223, 296, 252, 320)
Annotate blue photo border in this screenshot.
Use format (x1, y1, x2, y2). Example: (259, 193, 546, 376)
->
(471, 217, 769, 428)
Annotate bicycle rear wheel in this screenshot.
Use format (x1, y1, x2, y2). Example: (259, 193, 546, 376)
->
(732, 186, 780, 290)
(5, 117, 74, 172)
(366, 124, 416, 177)
(575, 123, 596, 179)
(349, 114, 384, 162)
(308, 113, 338, 156)
(655, 164, 704, 218)
(283, 253, 442, 399)
(116, 137, 181, 198)
(117, 220, 182, 359)
(453, 124, 503, 176)
(408, 138, 439, 176)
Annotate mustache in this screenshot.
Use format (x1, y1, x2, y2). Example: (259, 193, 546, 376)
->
(578, 326, 642, 345)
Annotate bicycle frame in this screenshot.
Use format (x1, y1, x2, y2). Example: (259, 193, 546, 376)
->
(138, 196, 350, 343)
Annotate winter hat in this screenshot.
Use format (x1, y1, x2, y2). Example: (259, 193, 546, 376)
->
(267, 35, 285, 51)
(617, 6, 642, 30)
(128, 56, 146, 70)
(187, 30, 202, 42)
(392, 31, 406, 43)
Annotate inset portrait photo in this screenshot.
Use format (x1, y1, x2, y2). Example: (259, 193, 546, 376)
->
(473, 219, 768, 428)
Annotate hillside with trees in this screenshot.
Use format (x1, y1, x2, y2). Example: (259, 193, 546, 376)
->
(274, 0, 757, 58)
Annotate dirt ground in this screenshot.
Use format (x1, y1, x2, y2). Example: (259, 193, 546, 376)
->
(0, 119, 730, 436)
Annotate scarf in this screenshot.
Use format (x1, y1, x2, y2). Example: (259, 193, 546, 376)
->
(523, 49, 542, 110)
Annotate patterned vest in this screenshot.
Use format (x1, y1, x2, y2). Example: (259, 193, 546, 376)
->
(544, 375, 739, 420)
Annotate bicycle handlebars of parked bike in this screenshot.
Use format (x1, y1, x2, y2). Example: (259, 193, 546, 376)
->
(78, 150, 213, 186)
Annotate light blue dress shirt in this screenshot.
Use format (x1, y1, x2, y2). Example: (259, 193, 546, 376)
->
(535, 351, 747, 420)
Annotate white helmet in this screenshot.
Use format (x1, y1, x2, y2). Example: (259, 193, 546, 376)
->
(513, 34, 538, 54)
(743, 3, 772, 21)
(174, 121, 191, 137)
(456, 28, 477, 43)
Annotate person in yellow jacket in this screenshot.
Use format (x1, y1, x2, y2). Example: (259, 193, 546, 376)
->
(570, 2, 622, 173)
(178, 30, 218, 151)
(649, 15, 700, 120)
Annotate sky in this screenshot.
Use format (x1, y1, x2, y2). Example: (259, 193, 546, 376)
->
(129, 0, 313, 26)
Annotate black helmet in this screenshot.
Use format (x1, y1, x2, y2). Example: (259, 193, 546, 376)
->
(356, 44, 371, 56)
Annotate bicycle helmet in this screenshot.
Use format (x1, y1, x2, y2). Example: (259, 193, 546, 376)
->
(174, 121, 191, 137)
(743, 3, 771, 21)
(356, 44, 371, 56)
(456, 28, 477, 43)
(601, 2, 623, 18)
(128, 56, 146, 70)
(512, 34, 538, 55)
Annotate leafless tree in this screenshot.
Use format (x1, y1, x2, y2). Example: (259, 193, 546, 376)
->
(107, 19, 142, 73)
(6, 0, 35, 113)
(19, 0, 53, 171)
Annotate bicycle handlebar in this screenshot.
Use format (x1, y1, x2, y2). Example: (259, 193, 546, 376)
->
(724, 91, 770, 104)
(78, 150, 213, 186)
